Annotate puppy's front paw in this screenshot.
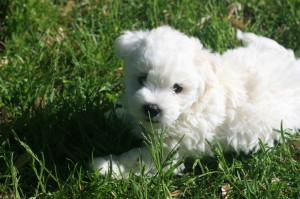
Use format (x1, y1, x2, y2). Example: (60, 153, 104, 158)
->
(91, 156, 124, 177)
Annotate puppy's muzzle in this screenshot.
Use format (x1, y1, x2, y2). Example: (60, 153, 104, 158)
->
(143, 104, 161, 118)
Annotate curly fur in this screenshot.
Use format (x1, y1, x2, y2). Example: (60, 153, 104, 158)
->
(92, 26, 300, 177)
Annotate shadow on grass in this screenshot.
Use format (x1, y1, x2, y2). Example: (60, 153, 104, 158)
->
(1, 99, 140, 180)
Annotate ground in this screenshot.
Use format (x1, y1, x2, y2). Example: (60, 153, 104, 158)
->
(0, 0, 300, 198)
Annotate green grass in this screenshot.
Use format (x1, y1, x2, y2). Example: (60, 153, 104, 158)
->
(1, 0, 300, 198)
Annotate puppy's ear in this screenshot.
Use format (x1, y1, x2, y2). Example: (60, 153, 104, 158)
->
(195, 50, 220, 87)
(115, 30, 148, 60)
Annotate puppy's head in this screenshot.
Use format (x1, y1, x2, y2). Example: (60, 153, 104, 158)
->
(116, 26, 216, 127)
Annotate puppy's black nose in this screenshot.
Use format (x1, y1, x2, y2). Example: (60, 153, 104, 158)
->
(143, 104, 161, 118)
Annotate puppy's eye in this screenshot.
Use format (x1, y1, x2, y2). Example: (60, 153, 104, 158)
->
(138, 75, 147, 85)
(173, 84, 183, 93)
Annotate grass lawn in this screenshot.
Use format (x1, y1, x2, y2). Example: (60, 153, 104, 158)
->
(1, 0, 300, 198)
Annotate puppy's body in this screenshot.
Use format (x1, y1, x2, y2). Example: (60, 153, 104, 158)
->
(92, 27, 300, 177)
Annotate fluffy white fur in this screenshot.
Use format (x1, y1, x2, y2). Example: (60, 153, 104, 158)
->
(92, 26, 300, 177)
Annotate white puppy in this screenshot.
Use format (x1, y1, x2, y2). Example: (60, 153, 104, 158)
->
(92, 26, 300, 177)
